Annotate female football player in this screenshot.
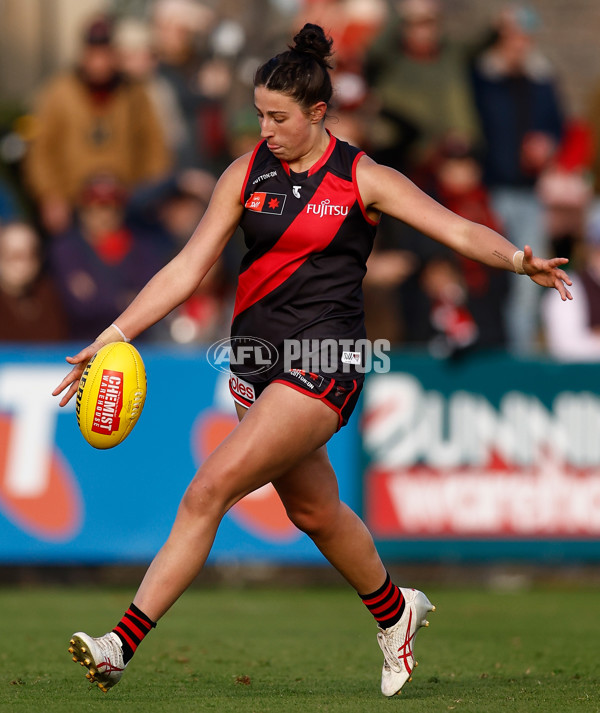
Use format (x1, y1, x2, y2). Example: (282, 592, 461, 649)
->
(54, 23, 572, 697)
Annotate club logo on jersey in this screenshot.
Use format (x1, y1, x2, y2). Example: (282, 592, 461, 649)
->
(305, 198, 349, 218)
(292, 185, 301, 199)
(245, 192, 287, 215)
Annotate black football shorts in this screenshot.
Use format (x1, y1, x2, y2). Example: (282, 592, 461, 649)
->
(229, 369, 363, 430)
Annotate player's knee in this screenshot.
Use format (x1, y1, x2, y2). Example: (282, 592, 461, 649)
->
(286, 501, 339, 539)
(181, 470, 228, 518)
(181, 447, 252, 517)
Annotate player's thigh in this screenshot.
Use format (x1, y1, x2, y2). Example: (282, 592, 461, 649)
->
(193, 382, 339, 509)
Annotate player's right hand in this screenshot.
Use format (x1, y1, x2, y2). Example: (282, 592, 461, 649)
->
(52, 340, 103, 408)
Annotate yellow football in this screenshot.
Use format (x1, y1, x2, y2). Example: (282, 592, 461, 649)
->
(75, 342, 147, 449)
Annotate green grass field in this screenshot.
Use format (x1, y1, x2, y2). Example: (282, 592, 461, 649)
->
(0, 583, 598, 713)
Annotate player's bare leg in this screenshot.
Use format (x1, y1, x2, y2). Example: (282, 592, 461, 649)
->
(272, 418, 435, 697)
(272, 445, 387, 594)
(132, 383, 339, 621)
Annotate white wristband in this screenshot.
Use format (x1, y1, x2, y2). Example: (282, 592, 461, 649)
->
(110, 323, 130, 342)
(513, 250, 526, 275)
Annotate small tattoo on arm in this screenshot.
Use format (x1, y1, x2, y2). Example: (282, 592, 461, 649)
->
(493, 250, 511, 266)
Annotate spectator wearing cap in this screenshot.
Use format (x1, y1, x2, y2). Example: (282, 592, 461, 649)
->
(471, 4, 565, 354)
(47, 174, 166, 340)
(24, 14, 171, 235)
(541, 210, 600, 362)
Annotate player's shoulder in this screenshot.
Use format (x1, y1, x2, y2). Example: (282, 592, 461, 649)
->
(216, 151, 254, 190)
(222, 141, 269, 180)
(354, 152, 383, 183)
(227, 151, 253, 175)
(355, 151, 376, 165)
(354, 153, 409, 212)
(210, 148, 263, 207)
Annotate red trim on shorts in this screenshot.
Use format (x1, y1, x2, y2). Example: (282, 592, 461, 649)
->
(240, 140, 265, 204)
(340, 379, 358, 414)
(229, 381, 254, 408)
(273, 377, 334, 399)
(318, 378, 335, 398)
(272, 378, 343, 430)
(353, 153, 379, 226)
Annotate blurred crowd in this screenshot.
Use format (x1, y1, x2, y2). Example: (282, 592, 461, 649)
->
(2, 0, 600, 361)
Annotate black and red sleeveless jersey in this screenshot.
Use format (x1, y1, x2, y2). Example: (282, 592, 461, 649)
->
(231, 132, 378, 382)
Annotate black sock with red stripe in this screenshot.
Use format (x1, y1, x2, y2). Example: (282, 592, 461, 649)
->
(112, 603, 156, 664)
(359, 572, 405, 630)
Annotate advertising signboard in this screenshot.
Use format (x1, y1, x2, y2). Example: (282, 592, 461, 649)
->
(3, 347, 598, 564)
(362, 353, 600, 561)
(0, 347, 359, 564)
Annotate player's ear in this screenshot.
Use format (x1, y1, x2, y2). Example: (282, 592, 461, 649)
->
(309, 101, 327, 123)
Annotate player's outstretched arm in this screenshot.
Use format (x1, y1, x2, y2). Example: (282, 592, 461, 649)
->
(53, 155, 250, 406)
(356, 157, 573, 301)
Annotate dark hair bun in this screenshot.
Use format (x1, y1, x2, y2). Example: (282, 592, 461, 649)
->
(255, 22, 334, 109)
(291, 23, 333, 67)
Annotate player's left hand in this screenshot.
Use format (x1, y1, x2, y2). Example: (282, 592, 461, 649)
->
(522, 244, 573, 301)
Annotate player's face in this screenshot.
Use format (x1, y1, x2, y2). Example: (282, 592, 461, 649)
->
(254, 86, 316, 162)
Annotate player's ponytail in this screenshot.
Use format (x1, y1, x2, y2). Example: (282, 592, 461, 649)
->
(254, 23, 334, 112)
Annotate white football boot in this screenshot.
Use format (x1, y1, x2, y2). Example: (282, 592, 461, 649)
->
(68, 631, 126, 692)
(376, 588, 435, 696)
